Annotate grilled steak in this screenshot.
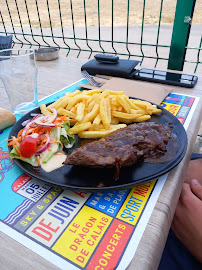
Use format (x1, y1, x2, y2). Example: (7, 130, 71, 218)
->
(64, 122, 173, 168)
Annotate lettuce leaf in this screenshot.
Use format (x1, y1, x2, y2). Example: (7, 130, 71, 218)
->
(9, 147, 39, 167)
(60, 122, 75, 147)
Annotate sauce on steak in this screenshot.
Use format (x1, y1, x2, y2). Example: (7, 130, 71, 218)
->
(64, 122, 178, 168)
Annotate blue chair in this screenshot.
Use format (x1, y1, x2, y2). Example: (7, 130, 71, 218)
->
(0, 35, 13, 50)
(0, 35, 13, 58)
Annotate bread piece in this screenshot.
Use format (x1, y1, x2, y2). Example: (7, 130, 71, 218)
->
(0, 108, 16, 130)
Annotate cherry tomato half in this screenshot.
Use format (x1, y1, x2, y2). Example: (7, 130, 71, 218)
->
(19, 134, 39, 158)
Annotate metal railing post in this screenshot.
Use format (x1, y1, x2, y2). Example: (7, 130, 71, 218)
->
(167, 0, 196, 71)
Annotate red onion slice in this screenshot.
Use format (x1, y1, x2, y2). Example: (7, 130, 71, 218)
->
(35, 134, 51, 155)
(22, 115, 39, 128)
(22, 121, 37, 140)
(34, 107, 57, 127)
(22, 119, 31, 127)
(34, 118, 55, 127)
(47, 107, 57, 123)
(31, 113, 42, 117)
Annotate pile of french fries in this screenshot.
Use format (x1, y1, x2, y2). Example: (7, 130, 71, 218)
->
(40, 89, 162, 138)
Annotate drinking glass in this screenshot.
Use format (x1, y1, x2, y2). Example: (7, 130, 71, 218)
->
(0, 48, 38, 114)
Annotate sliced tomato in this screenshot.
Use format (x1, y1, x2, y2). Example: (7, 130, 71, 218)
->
(19, 133, 39, 158)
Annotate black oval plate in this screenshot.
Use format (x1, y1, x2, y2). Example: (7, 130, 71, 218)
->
(8, 101, 187, 191)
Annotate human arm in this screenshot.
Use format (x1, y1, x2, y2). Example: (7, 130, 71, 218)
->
(184, 159, 202, 185)
(171, 179, 202, 263)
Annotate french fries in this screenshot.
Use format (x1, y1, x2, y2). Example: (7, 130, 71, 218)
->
(40, 89, 162, 138)
(68, 122, 92, 135)
(78, 124, 127, 139)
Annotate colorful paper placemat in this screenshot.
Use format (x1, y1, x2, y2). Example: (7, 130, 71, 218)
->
(0, 79, 199, 269)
